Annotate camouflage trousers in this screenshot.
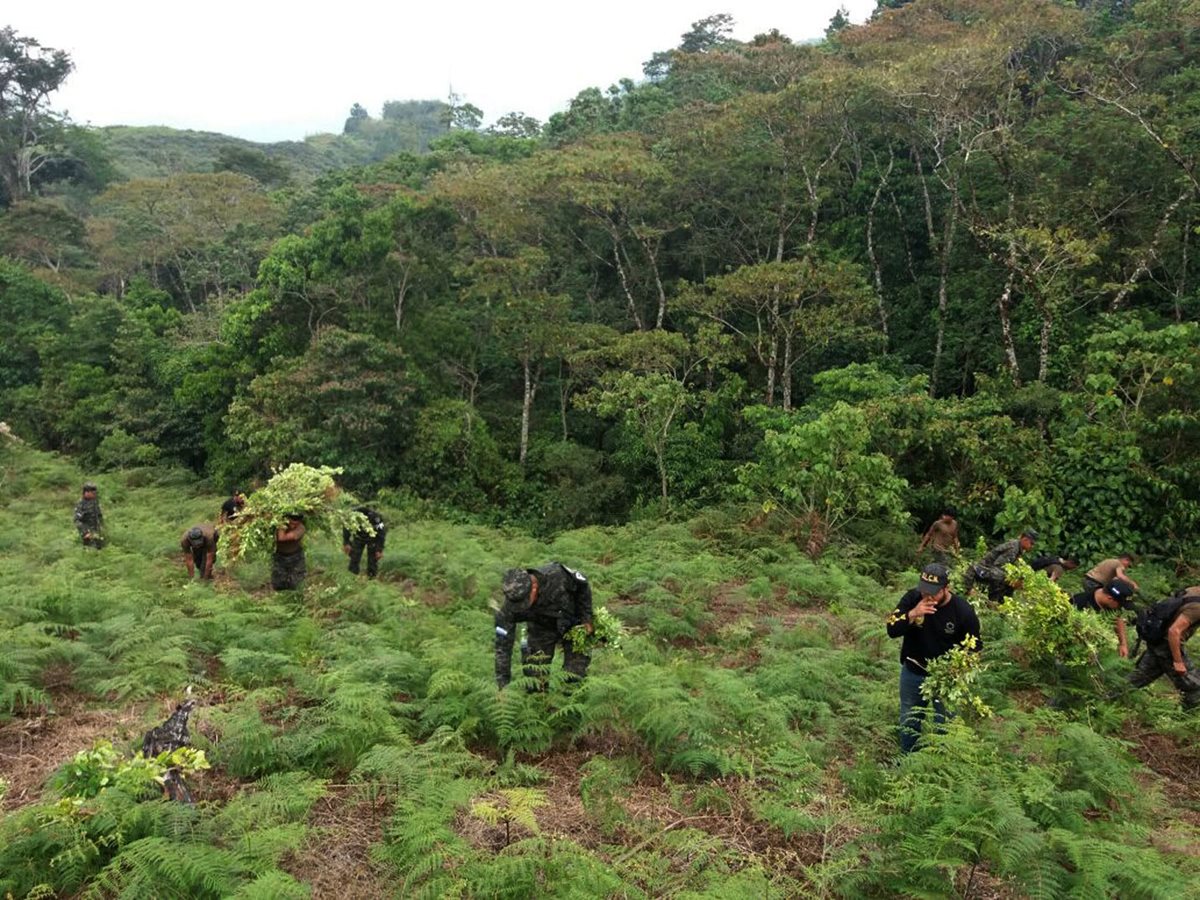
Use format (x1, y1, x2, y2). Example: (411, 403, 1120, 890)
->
(495, 614, 590, 689)
(963, 564, 1012, 603)
(1129, 643, 1200, 709)
(271, 550, 306, 591)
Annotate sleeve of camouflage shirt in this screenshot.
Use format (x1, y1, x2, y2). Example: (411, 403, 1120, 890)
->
(981, 540, 1017, 569)
(74, 501, 87, 535)
(576, 573, 594, 627)
(494, 605, 517, 687)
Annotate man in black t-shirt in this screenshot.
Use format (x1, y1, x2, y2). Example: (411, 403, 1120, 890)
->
(887, 564, 982, 752)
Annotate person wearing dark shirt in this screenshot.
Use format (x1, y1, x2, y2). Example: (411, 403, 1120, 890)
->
(271, 514, 306, 591)
(1128, 590, 1200, 709)
(887, 563, 982, 753)
(180, 524, 217, 580)
(1071, 577, 1135, 658)
(342, 506, 387, 578)
(219, 492, 246, 525)
(1030, 554, 1078, 583)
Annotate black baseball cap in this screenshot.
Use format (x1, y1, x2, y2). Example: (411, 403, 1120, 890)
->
(918, 563, 949, 595)
(186, 526, 206, 547)
(1106, 578, 1136, 607)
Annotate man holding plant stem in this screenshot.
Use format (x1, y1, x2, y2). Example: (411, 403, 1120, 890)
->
(887, 564, 982, 753)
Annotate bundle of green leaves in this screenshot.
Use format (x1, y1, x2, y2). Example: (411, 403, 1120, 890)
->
(1001, 560, 1108, 672)
(220, 463, 370, 562)
(920, 634, 992, 721)
(565, 606, 625, 653)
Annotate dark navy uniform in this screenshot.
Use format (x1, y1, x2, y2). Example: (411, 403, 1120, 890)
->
(494, 562, 593, 689)
(342, 506, 386, 578)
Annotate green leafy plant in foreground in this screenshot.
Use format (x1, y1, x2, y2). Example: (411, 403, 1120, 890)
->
(220, 463, 370, 562)
(469, 787, 547, 848)
(51, 739, 211, 812)
(920, 635, 993, 721)
(564, 605, 625, 653)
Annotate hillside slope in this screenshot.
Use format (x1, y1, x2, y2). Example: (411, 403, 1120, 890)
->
(1, 445, 1197, 897)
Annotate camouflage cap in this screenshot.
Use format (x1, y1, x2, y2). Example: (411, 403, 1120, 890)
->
(82, 482, 98, 493)
(501, 568, 533, 605)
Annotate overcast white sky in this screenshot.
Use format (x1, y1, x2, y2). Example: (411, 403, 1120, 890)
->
(9, 1, 877, 143)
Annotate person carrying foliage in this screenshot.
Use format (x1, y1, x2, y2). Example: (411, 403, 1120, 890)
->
(271, 514, 306, 591)
(916, 507, 960, 565)
(1129, 589, 1200, 709)
(180, 524, 217, 580)
(73, 482, 105, 549)
(1072, 577, 1136, 658)
(494, 562, 593, 690)
(342, 505, 386, 578)
(963, 530, 1037, 603)
(887, 563, 982, 753)
(1030, 554, 1078, 582)
(1082, 553, 1139, 597)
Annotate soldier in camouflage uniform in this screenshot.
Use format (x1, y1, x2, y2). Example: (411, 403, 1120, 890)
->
(73, 482, 105, 549)
(271, 514, 306, 591)
(494, 562, 594, 690)
(963, 529, 1037, 603)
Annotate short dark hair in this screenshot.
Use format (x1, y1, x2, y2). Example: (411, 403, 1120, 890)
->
(942, 506, 958, 518)
(1118, 552, 1135, 563)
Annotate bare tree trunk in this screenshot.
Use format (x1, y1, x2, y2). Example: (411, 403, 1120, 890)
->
(559, 361, 570, 441)
(1177, 212, 1191, 323)
(612, 240, 645, 331)
(866, 150, 894, 343)
(929, 180, 958, 396)
(519, 358, 537, 467)
(393, 266, 410, 331)
(1111, 186, 1192, 311)
(1037, 307, 1053, 383)
(782, 330, 793, 411)
(998, 266, 1022, 386)
(765, 286, 780, 405)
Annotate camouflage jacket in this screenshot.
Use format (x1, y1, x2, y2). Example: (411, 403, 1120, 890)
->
(74, 498, 104, 535)
(979, 539, 1023, 571)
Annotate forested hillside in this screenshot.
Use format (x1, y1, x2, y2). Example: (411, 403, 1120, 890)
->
(2, 1, 1198, 563)
(2, 1, 1200, 895)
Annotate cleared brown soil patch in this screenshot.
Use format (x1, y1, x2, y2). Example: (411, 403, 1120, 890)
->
(1125, 727, 1200, 804)
(281, 784, 393, 898)
(0, 697, 148, 810)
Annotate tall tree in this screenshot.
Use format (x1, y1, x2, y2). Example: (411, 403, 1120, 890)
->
(0, 27, 73, 205)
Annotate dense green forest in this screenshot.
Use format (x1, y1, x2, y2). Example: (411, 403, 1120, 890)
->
(2, 1, 1200, 895)
(3, 1, 1199, 562)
